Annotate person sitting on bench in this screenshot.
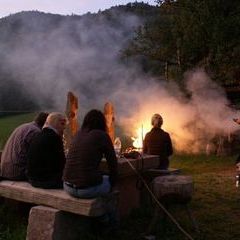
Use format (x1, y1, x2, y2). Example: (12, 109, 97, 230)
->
(0, 112, 48, 181)
(27, 112, 67, 189)
(63, 109, 118, 198)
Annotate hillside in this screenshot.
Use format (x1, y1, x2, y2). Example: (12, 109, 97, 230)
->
(0, 3, 157, 113)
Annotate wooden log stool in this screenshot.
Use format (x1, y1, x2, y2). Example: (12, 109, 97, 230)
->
(147, 175, 199, 234)
(140, 168, 180, 207)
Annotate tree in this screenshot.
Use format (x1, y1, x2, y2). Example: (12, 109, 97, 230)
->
(124, 0, 240, 85)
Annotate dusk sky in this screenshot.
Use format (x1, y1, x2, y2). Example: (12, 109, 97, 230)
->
(0, 0, 157, 18)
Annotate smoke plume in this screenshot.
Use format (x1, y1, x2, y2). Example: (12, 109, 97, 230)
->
(120, 69, 239, 153)
(0, 10, 239, 153)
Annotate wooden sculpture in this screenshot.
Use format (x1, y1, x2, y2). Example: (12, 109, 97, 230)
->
(104, 102, 115, 143)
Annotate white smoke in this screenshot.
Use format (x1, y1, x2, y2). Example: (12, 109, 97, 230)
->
(119, 69, 239, 153)
(0, 11, 142, 113)
(0, 11, 239, 153)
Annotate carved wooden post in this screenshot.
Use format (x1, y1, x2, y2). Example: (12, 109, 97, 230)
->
(64, 92, 79, 152)
(104, 102, 115, 143)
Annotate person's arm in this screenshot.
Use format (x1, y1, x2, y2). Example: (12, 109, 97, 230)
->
(165, 133, 173, 157)
(24, 130, 41, 167)
(103, 133, 118, 188)
(143, 134, 148, 154)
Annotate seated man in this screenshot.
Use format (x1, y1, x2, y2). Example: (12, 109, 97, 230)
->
(27, 112, 67, 189)
(0, 112, 48, 180)
(143, 113, 173, 170)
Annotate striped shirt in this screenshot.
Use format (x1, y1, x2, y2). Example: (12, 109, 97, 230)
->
(0, 122, 41, 180)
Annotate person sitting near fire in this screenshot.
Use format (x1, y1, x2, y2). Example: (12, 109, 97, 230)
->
(63, 109, 118, 198)
(27, 112, 67, 189)
(0, 112, 48, 181)
(143, 113, 173, 170)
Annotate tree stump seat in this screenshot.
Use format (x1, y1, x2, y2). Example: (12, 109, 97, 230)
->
(146, 175, 199, 234)
(153, 175, 193, 204)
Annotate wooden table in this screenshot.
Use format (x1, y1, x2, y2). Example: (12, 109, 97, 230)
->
(100, 155, 159, 216)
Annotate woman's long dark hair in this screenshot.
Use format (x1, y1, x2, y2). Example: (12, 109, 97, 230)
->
(81, 109, 107, 132)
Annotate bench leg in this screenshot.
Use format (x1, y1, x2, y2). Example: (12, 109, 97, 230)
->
(27, 206, 58, 240)
(27, 206, 94, 240)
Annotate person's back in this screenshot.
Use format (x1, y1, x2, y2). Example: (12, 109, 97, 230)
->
(63, 109, 118, 199)
(144, 127, 172, 156)
(27, 127, 65, 182)
(27, 112, 66, 189)
(64, 128, 117, 189)
(143, 113, 173, 170)
(1, 122, 41, 180)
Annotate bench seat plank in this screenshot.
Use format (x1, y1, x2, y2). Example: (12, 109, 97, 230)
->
(0, 181, 106, 217)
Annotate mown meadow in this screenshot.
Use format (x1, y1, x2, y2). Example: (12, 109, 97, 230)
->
(0, 114, 240, 240)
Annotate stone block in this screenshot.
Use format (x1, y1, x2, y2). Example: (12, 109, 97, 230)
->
(27, 206, 93, 240)
(27, 206, 58, 240)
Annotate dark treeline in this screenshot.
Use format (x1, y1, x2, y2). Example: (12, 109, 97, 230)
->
(125, 0, 240, 86)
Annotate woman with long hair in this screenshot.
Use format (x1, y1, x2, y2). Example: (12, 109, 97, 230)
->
(63, 109, 118, 198)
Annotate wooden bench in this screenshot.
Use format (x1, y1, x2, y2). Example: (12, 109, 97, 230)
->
(0, 180, 119, 240)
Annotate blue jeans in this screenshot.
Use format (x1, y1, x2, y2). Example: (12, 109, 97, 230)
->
(64, 175, 111, 199)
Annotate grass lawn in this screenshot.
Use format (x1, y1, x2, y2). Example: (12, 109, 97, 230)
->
(114, 154, 240, 240)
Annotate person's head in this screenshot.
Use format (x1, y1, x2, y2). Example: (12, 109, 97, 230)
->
(44, 112, 67, 135)
(81, 109, 106, 132)
(151, 113, 163, 128)
(34, 112, 49, 128)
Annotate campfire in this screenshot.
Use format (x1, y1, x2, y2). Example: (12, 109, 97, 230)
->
(131, 125, 149, 150)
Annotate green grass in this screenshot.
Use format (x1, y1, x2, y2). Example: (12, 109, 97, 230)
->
(0, 113, 35, 149)
(110, 154, 240, 240)
(0, 202, 28, 240)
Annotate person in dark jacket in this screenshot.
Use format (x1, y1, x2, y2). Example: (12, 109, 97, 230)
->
(0, 112, 48, 180)
(63, 109, 118, 199)
(27, 112, 67, 189)
(143, 113, 173, 170)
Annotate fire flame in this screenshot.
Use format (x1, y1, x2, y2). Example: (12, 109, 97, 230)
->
(131, 125, 149, 149)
